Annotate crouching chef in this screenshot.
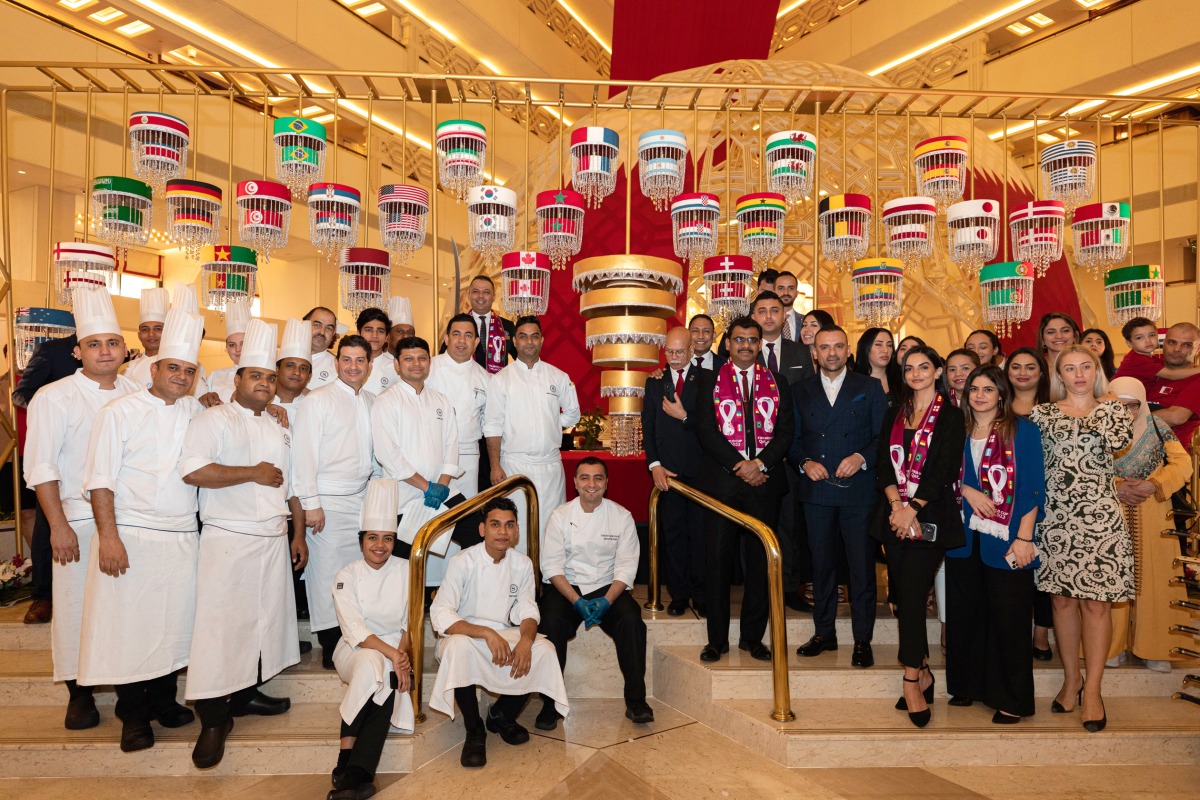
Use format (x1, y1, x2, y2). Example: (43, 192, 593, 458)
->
(428, 497, 568, 769)
(180, 319, 303, 769)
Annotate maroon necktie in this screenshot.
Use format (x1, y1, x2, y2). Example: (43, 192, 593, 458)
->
(740, 369, 756, 459)
(766, 342, 778, 373)
(674, 369, 685, 397)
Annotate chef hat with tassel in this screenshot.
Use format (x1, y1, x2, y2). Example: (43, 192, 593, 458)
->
(224, 297, 252, 340)
(139, 287, 169, 324)
(360, 478, 399, 533)
(72, 287, 122, 341)
(387, 295, 413, 327)
(278, 318, 311, 363)
(170, 281, 200, 315)
(157, 307, 204, 366)
(238, 318, 278, 372)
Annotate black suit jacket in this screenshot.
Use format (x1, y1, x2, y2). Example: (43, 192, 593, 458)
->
(12, 335, 79, 408)
(756, 337, 808, 386)
(693, 365, 796, 499)
(641, 364, 704, 479)
(473, 314, 517, 370)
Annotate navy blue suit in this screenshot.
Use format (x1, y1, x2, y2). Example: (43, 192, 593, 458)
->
(790, 369, 887, 643)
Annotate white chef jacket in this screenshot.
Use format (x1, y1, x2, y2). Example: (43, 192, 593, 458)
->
(363, 352, 400, 397)
(541, 498, 639, 596)
(83, 389, 203, 531)
(24, 370, 140, 521)
(124, 354, 209, 398)
(292, 380, 374, 509)
(482, 359, 580, 461)
(205, 364, 237, 404)
(428, 353, 489, 451)
(430, 543, 541, 634)
(308, 350, 337, 390)
(333, 556, 410, 650)
(371, 379, 459, 508)
(178, 401, 292, 536)
(273, 392, 305, 428)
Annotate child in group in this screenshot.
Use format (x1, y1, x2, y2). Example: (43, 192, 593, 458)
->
(1114, 317, 1200, 387)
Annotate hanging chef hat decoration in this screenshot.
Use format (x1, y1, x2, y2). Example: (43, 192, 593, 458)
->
(273, 116, 326, 199)
(339, 247, 391, 316)
(913, 135, 968, 209)
(1009, 199, 1065, 278)
(378, 184, 429, 265)
(52, 241, 117, 305)
(164, 179, 222, 260)
(468, 186, 517, 266)
(1104, 264, 1163, 326)
(819, 193, 872, 272)
(92, 176, 153, 257)
(851, 257, 904, 328)
(501, 251, 552, 317)
(736, 192, 787, 266)
(199, 245, 258, 310)
(128, 111, 189, 193)
(570, 126, 620, 209)
(765, 130, 816, 206)
(702, 254, 753, 327)
(637, 129, 687, 211)
(882, 196, 937, 267)
(979, 260, 1034, 338)
(535, 189, 586, 270)
(945, 199, 1000, 279)
(671, 192, 720, 267)
(1039, 139, 1096, 213)
(237, 179, 292, 263)
(435, 119, 487, 202)
(14, 307, 74, 371)
(1071, 201, 1130, 278)
(307, 182, 361, 260)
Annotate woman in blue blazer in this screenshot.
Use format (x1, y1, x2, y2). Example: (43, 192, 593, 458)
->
(945, 365, 1046, 724)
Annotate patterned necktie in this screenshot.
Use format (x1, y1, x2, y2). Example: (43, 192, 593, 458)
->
(478, 315, 487, 351)
(782, 313, 794, 342)
(766, 342, 778, 373)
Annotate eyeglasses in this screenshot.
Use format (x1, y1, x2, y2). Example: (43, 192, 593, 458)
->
(1120, 401, 1142, 411)
(823, 477, 851, 489)
(731, 336, 761, 345)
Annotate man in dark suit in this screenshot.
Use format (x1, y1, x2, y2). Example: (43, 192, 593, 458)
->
(751, 292, 807, 385)
(693, 316, 795, 663)
(791, 325, 887, 667)
(688, 313, 725, 372)
(465, 275, 517, 374)
(774, 271, 803, 343)
(642, 327, 707, 616)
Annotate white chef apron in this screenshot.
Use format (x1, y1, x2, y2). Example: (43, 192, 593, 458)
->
(185, 525, 301, 700)
(333, 640, 416, 732)
(499, 453, 565, 556)
(77, 526, 199, 686)
(429, 628, 568, 720)
(304, 491, 367, 632)
(51, 517, 96, 681)
(423, 450, 478, 587)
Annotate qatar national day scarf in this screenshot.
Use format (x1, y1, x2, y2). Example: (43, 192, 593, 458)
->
(712, 361, 780, 453)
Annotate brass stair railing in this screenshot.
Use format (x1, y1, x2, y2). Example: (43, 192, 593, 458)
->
(644, 476, 794, 722)
(406, 475, 539, 723)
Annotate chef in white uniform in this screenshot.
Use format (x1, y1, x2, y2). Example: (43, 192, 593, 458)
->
(357, 306, 399, 397)
(483, 316, 580, 554)
(78, 306, 206, 754)
(292, 334, 375, 667)
(121, 286, 167, 389)
(428, 313, 489, 496)
(180, 319, 301, 769)
(386, 295, 416, 354)
(304, 306, 340, 390)
(537, 457, 652, 730)
(24, 287, 140, 732)
(274, 318, 313, 422)
(328, 478, 415, 799)
(429, 496, 568, 769)
(198, 297, 250, 406)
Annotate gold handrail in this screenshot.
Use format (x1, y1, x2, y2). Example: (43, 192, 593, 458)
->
(646, 476, 794, 722)
(406, 474, 540, 723)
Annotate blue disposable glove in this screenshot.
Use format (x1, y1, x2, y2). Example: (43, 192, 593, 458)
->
(573, 598, 594, 625)
(584, 597, 611, 629)
(423, 482, 450, 509)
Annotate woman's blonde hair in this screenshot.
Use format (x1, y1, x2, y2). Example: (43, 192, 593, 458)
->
(1049, 344, 1109, 401)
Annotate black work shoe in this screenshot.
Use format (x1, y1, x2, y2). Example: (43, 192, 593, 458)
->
(460, 727, 487, 767)
(667, 599, 689, 616)
(784, 591, 814, 612)
(64, 694, 100, 730)
(485, 707, 530, 745)
(155, 702, 195, 728)
(535, 703, 560, 731)
(625, 701, 654, 724)
(322, 648, 336, 670)
(851, 641, 874, 668)
(326, 787, 376, 800)
(738, 640, 772, 661)
(191, 718, 234, 769)
(699, 643, 728, 662)
(231, 691, 291, 717)
(795, 634, 838, 657)
(120, 720, 155, 753)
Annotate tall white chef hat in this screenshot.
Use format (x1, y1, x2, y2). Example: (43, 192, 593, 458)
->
(170, 282, 200, 315)
(157, 307, 204, 366)
(72, 287, 122, 341)
(278, 318, 311, 363)
(238, 318, 278, 372)
(139, 287, 169, 324)
(224, 297, 252, 339)
(387, 296, 413, 326)
(360, 478, 399, 533)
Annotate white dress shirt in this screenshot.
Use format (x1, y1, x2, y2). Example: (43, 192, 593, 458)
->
(430, 543, 540, 634)
(291, 380, 375, 510)
(179, 401, 292, 535)
(820, 366, 848, 405)
(483, 359, 581, 461)
(333, 557, 410, 650)
(371, 379, 460, 508)
(308, 350, 337, 390)
(783, 309, 802, 342)
(83, 389, 203, 531)
(761, 335, 784, 371)
(124, 355, 209, 398)
(427, 353, 489, 450)
(470, 311, 505, 366)
(24, 370, 140, 521)
(694, 351, 716, 370)
(540, 498, 639, 595)
(363, 352, 399, 397)
(205, 364, 237, 404)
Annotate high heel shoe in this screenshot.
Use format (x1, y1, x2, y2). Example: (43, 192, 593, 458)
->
(894, 665, 935, 710)
(1082, 699, 1107, 733)
(1051, 688, 1082, 714)
(901, 677, 931, 728)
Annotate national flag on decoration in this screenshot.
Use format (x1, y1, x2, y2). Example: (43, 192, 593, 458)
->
(141, 144, 183, 164)
(831, 219, 864, 238)
(1018, 226, 1060, 246)
(1080, 227, 1123, 249)
(889, 223, 929, 242)
(710, 281, 742, 299)
(244, 208, 284, 228)
(349, 273, 383, 294)
(173, 210, 214, 228)
(576, 154, 614, 174)
(508, 278, 545, 297)
(384, 213, 423, 232)
(953, 225, 994, 247)
(208, 272, 250, 293)
(315, 210, 354, 231)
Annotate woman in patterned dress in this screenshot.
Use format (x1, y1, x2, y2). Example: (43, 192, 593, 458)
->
(1030, 345, 1133, 732)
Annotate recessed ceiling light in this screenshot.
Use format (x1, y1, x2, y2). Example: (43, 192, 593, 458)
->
(1075, 0, 1103, 8)
(340, 0, 369, 5)
(1006, 22, 1033, 36)
(17, 170, 26, 174)
(356, 2, 386, 15)
(89, 6, 125, 23)
(300, 105, 323, 116)
(1027, 12, 1054, 27)
(116, 20, 153, 36)
(1036, 133, 1059, 144)
(311, 113, 336, 124)
(58, 0, 98, 10)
